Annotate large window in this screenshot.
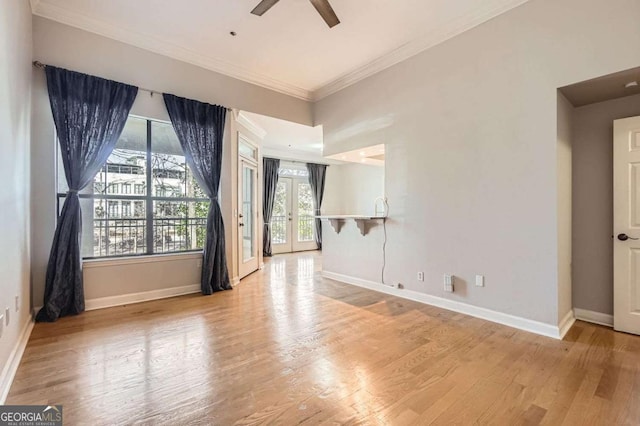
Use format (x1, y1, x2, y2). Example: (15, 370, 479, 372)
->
(56, 116, 210, 259)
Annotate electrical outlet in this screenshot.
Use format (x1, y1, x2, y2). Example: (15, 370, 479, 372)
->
(417, 271, 424, 282)
(5, 308, 9, 326)
(475, 275, 485, 287)
(15, 296, 19, 312)
(444, 274, 454, 293)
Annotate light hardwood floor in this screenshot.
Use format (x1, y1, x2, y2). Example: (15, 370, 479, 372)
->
(8, 252, 640, 425)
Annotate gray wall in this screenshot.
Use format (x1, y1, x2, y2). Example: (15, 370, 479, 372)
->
(315, 0, 640, 326)
(0, 0, 32, 394)
(24, 1, 640, 325)
(30, 17, 313, 308)
(323, 223, 386, 284)
(322, 163, 385, 215)
(572, 93, 640, 315)
(32, 17, 312, 126)
(557, 92, 573, 322)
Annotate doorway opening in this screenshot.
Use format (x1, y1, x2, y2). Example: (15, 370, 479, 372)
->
(238, 134, 260, 279)
(272, 163, 317, 254)
(558, 66, 640, 334)
(236, 110, 326, 264)
(235, 110, 386, 273)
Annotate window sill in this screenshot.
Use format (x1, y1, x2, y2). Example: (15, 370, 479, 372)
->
(83, 251, 203, 269)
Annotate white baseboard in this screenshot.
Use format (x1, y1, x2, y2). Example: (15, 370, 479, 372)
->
(0, 316, 35, 404)
(573, 308, 613, 327)
(322, 271, 569, 340)
(231, 276, 240, 286)
(11, 284, 198, 403)
(84, 284, 201, 311)
(558, 309, 576, 339)
(35, 284, 202, 314)
(34, 284, 202, 314)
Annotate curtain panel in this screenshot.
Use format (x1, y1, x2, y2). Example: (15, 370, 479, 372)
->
(306, 163, 328, 250)
(162, 93, 231, 294)
(263, 158, 280, 256)
(37, 66, 138, 322)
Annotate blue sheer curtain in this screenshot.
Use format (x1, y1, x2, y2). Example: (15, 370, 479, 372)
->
(263, 158, 280, 256)
(37, 66, 137, 322)
(306, 163, 327, 250)
(163, 93, 231, 294)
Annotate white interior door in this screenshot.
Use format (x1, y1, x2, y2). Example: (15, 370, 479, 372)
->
(238, 158, 259, 278)
(613, 116, 640, 335)
(271, 177, 316, 254)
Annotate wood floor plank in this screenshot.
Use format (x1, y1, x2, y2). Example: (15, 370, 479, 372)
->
(6, 251, 640, 425)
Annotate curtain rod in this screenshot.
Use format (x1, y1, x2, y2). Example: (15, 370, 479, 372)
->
(32, 60, 232, 111)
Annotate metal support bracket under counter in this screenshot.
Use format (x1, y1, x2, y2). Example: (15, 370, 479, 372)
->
(316, 215, 386, 236)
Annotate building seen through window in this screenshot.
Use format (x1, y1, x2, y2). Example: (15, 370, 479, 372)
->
(57, 116, 210, 258)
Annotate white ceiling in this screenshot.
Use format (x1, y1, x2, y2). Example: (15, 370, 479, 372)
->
(240, 111, 385, 166)
(560, 67, 640, 107)
(241, 110, 322, 151)
(31, 0, 529, 100)
(239, 111, 330, 163)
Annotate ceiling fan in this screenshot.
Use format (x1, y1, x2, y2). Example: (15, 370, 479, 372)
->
(251, 0, 340, 28)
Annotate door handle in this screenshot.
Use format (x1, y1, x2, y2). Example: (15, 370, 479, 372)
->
(617, 233, 639, 241)
(239, 214, 243, 218)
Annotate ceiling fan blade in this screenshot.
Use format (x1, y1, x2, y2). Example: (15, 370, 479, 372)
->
(309, 0, 340, 28)
(251, 0, 280, 16)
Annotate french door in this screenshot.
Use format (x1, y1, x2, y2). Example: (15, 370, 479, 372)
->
(271, 177, 317, 254)
(238, 141, 259, 279)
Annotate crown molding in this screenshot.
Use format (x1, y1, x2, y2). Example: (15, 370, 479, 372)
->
(236, 111, 268, 140)
(31, 1, 313, 101)
(311, 0, 531, 101)
(32, 0, 530, 103)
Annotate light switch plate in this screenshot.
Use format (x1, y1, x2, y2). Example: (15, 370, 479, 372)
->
(0, 314, 4, 338)
(475, 275, 485, 287)
(5, 308, 9, 326)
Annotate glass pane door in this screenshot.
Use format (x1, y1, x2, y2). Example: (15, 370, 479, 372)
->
(271, 177, 317, 254)
(296, 182, 315, 243)
(271, 178, 292, 254)
(292, 180, 317, 252)
(239, 159, 259, 278)
(242, 165, 254, 261)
